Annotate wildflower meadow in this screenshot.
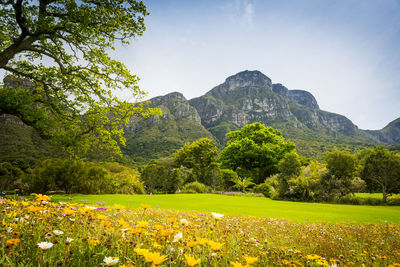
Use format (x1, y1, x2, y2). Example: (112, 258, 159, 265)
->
(1, 194, 400, 266)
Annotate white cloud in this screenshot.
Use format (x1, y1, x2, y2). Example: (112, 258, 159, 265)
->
(224, 0, 255, 26)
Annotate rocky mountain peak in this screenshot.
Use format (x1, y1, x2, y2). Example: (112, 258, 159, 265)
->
(207, 70, 272, 99)
(289, 90, 319, 109)
(224, 70, 272, 90)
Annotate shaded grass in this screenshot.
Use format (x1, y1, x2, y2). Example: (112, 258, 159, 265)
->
(52, 193, 400, 224)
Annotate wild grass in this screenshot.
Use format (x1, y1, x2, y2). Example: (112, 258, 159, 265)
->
(1, 195, 400, 266)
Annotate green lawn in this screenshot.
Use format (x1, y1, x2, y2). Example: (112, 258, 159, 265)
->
(355, 192, 400, 199)
(52, 193, 400, 224)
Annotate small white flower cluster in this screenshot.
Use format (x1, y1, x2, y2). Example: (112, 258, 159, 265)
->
(103, 256, 119, 266)
(211, 212, 224, 219)
(37, 241, 54, 250)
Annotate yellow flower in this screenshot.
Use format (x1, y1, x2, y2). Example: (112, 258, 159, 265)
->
(306, 254, 322, 260)
(208, 240, 223, 251)
(138, 221, 149, 227)
(27, 206, 42, 213)
(185, 254, 201, 267)
(118, 218, 129, 228)
(35, 194, 52, 202)
(88, 239, 100, 246)
(196, 237, 208, 245)
(141, 204, 150, 209)
(113, 205, 124, 210)
(168, 217, 177, 223)
(134, 247, 149, 256)
(152, 242, 162, 249)
(154, 224, 164, 231)
(244, 256, 258, 265)
(130, 228, 144, 234)
(151, 252, 168, 265)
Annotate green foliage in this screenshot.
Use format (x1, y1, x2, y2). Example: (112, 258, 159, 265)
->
(278, 151, 302, 177)
(124, 118, 214, 163)
(140, 160, 184, 194)
(361, 146, 400, 202)
(0, 162, 24, 191)
(231, 176, 255, 193)
(220, 169, 238, 191)
(0, 0, 160, 158)
(174, 138, 219, 186)
(321, 149, 358, 199)
(181, 181, 211, 194)
(26, 159, 144, 194)
(277, 151, 302, 196)
(220, 122, 296, 183)
(253, 182, 272, 197)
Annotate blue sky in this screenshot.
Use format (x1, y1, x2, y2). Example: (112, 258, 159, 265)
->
(112, 0, 400, 130)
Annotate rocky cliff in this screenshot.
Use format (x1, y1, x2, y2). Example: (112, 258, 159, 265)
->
(364, 118, 400, 144)
(189, 70, 377, 146)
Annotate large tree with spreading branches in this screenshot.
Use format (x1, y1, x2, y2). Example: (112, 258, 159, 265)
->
(0, 0, 159, 157)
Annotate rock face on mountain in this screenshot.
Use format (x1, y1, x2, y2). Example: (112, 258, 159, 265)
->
(123, 92, 214, 163)
(364, 118, 400, 144)
(189, 71, 297, 142)
(189, 70, 375, 145)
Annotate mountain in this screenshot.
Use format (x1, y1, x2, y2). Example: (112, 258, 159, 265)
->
(364, 118, 400, 144)
(1, 71, 399, 163)
(123, 92, 215, 163)
(188, 70, 383, 158)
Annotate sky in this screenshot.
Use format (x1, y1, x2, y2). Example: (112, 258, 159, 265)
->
(110, 0, 400, 130)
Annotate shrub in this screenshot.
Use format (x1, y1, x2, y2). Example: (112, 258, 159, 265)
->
(181, 182, 210, 193)
(0, 162, 25, 191)
(25, 159, 144, 194)
(253, 182, 272, 197)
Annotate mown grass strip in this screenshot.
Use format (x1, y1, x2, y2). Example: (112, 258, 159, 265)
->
(52, 194, 400, 224)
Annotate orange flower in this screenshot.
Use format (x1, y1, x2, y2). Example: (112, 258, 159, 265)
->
(187, 241, 197, 248)
(6, 238, 20, 246)
(101, 220, 112, 227)
(161, 230, 172, 236)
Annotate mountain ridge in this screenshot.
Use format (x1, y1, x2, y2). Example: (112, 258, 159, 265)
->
(1, 71, 399, 163)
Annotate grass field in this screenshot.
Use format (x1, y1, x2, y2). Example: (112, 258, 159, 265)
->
(355, 192, 400, 199)
(52, 193, 400, 224)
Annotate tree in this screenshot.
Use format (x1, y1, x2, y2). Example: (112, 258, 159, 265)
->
(140, 160, 168, 194)
(219, 122, 295, 184)
(361, 146, 400, 202)
(322, 149, 358, 198)
(174, 138, 219, 185)
(0, 0, 159, 157)
(277, 151, 301, 197)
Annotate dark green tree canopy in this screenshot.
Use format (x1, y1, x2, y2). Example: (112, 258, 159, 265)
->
(361, 146, 400, 202)
(0, 0, 158, 157)
(219, 122, 295, 183)
(174, 138, 219, 185)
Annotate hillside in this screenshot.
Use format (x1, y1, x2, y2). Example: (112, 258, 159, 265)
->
(123, 92, 215, 163)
